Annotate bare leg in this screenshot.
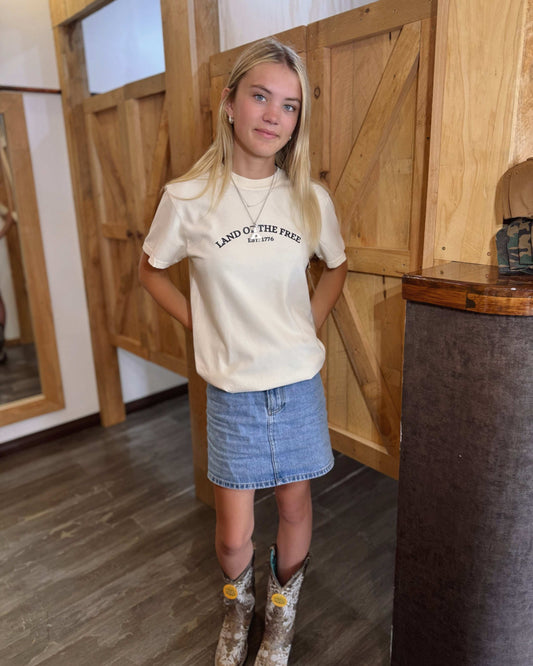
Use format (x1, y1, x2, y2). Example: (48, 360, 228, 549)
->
(274, 480, 312, 584)
(214, 485, 255, 579)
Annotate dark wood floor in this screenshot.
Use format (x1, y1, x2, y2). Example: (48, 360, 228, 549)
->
(0, 393, 398, 665)
(0, 343, 41, 404)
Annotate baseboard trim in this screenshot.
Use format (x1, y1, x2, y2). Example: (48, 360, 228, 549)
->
(0, 383, 189, 458)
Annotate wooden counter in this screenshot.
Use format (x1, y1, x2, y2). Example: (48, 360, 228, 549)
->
(402, 261, 533, 315)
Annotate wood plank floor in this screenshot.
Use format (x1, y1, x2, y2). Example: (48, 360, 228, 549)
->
(0, 393, 398, 665)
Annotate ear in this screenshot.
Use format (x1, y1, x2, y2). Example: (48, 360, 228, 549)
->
(221, 87, 233, 117)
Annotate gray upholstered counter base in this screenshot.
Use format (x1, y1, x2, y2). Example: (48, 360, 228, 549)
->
(391, 301, 533, 665)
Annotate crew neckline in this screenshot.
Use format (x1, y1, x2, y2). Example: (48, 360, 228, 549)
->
(231, 167, 282, 189)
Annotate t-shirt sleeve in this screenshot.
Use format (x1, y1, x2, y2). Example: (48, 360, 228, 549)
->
(142, 190, 187, 269)
(315, 193, 347, 269)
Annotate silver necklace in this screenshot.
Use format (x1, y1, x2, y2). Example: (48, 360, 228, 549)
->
(232, 170, 277, 240)
(239, 190, 271, 207)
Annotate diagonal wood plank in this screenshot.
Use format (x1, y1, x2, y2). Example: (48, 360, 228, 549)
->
(331, 285, 401, 452)
(329, 423, 399, 478)
(114, 256, 135, 337)
(89, 112, 127, 222)
(335, 21, 421, 240)
(308, 265, 400, 452)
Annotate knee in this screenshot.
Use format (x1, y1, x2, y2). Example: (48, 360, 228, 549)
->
(216, 523, 253, 558)
(277, 490, 312, 527)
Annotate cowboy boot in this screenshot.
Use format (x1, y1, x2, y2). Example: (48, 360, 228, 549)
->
(215, 554, 255, 666)
(254, 545, 310, 665)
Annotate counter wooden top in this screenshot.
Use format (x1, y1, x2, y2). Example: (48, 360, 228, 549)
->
(402, 262, 533, 316)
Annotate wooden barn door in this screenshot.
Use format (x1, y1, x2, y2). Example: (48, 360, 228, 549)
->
(84, 74, 188, 377)
(308, 0, 437, 477)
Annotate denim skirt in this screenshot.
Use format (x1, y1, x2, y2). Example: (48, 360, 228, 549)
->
(206, 373, 334, 490)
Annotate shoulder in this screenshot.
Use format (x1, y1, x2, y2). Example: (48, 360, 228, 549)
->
(311, 179, 332, 200)
(311, 180, 335, 211)
(165, 174, 211, 202)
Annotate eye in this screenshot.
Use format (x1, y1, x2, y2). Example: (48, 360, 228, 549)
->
(253, 93, 266, 102)
(283, 104, 298, 113)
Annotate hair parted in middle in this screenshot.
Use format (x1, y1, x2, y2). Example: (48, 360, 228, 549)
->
(171, 37, 322, 250)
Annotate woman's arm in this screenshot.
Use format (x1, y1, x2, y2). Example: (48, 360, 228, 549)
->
(138, 252, 193, 330)
(310, 260, 347, 331)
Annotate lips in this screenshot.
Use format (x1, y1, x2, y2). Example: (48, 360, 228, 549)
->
(255, 128, 278, 139)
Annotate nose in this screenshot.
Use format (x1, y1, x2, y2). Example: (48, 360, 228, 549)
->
(263, 103, 280, 125)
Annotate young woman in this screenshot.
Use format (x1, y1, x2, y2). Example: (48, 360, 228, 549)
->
(139, 38, 347, 666)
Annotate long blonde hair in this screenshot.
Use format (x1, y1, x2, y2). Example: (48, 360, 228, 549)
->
(171, 37, 321, 250)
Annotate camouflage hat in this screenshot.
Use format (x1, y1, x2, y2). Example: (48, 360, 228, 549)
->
(499, 158, 533, 221)
(497, 218, 533, 274)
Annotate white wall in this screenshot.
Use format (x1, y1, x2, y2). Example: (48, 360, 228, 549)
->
(0, 0, 59, 89)
(82, 0, 165, 94)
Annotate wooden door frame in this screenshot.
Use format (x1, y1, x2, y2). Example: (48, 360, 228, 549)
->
(51, 6, 125, 427)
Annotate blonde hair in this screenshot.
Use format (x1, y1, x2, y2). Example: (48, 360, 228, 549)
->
(171, 37, 321, 250)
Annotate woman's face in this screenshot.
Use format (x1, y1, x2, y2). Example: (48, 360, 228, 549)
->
(224, 61, 302, 177)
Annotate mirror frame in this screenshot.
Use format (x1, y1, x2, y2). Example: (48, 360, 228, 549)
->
(0, 92, 64, 426)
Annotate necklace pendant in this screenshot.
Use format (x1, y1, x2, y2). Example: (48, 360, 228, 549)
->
(250, 230, 261, 241)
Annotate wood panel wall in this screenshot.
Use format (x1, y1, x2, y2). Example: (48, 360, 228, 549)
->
(308, 0, 436, 478)
(424, 0, 532, 267)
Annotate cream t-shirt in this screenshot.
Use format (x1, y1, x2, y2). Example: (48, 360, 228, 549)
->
(143, 169, 346, 392)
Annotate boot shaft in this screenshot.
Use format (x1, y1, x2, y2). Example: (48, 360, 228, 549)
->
(215, 555, 255, 666)
(254, 545, 309, 666)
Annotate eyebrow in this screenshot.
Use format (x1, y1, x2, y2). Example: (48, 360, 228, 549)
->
(249, 84, 301, 103)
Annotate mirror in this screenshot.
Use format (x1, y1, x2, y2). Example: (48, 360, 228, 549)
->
(0, 114, 41, 402)
(0, 93, 63, 427)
